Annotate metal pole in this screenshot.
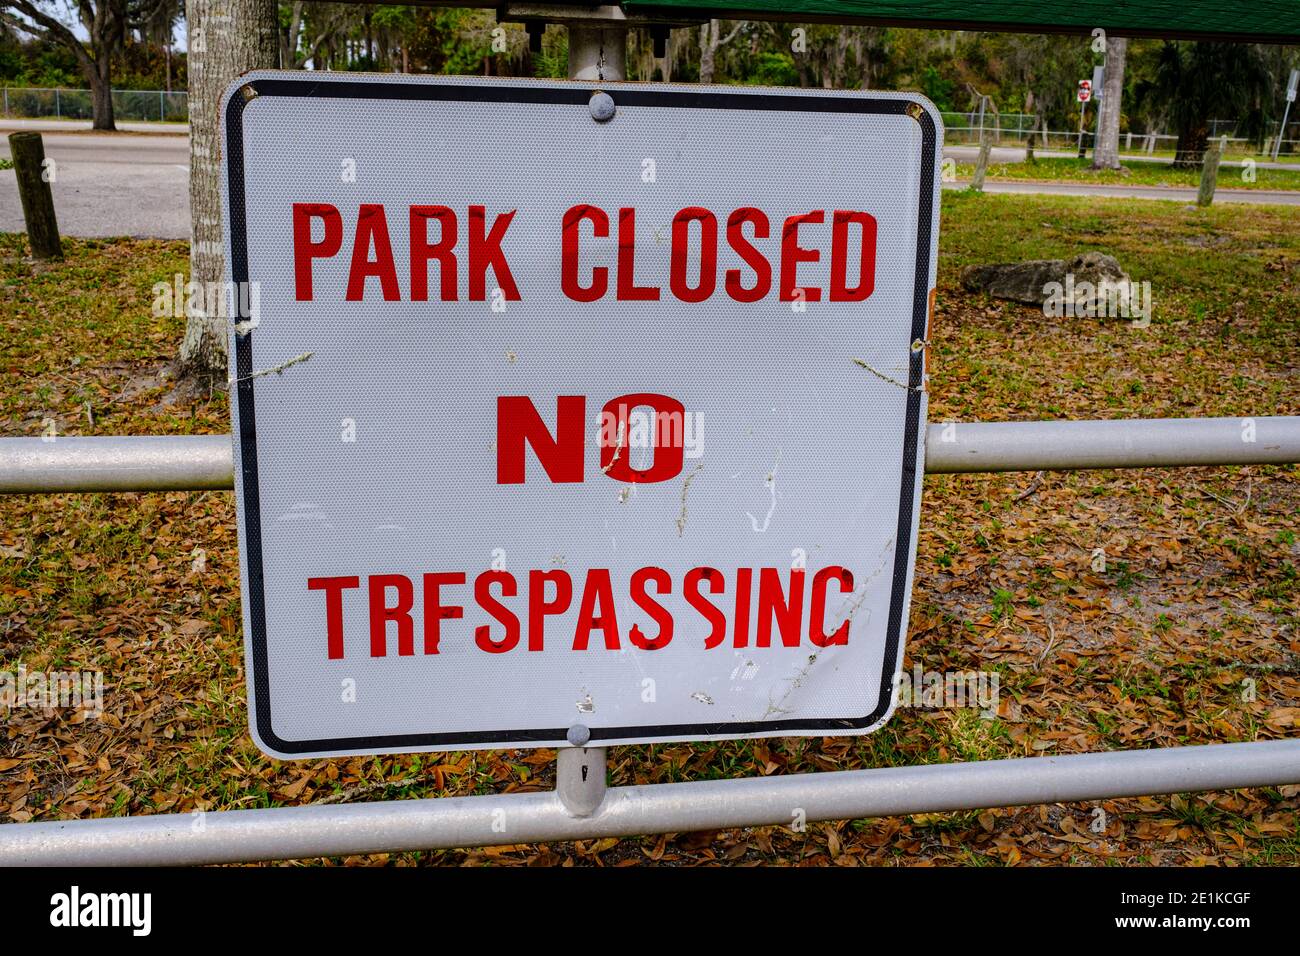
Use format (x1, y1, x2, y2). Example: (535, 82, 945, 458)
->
(1, 418, 1296, 494)
(0, 435, 234, 493)
(1077, 99, 1086, 157)
(556, 747, 607, 816)
(567, 24, 626, 81)
(1, 738, 1295, 866)
(1275, 99, 1293, 161)
(928, 416, 1300, 472)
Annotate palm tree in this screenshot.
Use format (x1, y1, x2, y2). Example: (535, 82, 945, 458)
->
(1143, 41, 1271, 168)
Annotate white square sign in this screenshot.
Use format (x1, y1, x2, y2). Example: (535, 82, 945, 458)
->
(221, 73, 942, 758)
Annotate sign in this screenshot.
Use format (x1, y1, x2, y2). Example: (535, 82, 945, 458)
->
(1077, 80, 1092, 103)
(1287, 68, 1298, 102)
(221, 73, 941, 758)
(1091, 65, 1105, 102)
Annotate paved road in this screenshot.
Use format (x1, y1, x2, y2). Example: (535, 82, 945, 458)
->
(0, 118, 188, 134)
(0, 129, 190, 239)
(2, 130, 1297, 242)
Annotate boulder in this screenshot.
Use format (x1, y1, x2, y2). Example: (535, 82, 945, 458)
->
(960, 252, 1129, 307)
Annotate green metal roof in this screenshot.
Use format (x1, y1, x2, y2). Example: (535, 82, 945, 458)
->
(620, 1, 1300, 42)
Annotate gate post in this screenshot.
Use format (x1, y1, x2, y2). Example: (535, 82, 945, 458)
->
(556, 747, 608, 816)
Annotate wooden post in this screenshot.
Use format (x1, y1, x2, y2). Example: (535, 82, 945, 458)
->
(1197, 140, 1222, 207)
(8, 132, 62, 260)
(971, 133, 993, 192)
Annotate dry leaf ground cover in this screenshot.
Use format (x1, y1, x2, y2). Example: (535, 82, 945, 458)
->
(0, 191, 1297, 866)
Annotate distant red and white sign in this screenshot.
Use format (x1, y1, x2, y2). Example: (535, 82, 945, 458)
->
(1077, 80, 1093, 103)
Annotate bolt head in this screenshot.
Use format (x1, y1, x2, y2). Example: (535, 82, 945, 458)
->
(589, 91, 616, 123)
(567, 724, 591, 747)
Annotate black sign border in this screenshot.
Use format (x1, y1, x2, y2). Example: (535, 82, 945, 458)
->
(226, 75, 938, 755)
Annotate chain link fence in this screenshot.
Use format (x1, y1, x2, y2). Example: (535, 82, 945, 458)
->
(1, 87, 188, 122)
(0, 90, 1292, 156)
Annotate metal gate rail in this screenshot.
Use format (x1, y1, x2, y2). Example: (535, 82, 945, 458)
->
(0, 415, 1297, 864)
(2, 741, 1298, 866)
(2, 416, 1297, 493)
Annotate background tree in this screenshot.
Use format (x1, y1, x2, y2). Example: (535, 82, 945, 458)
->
(280, 1, 335, 68)
(0, 0, 127, 129)
(370, 4, 415, 71)
(698, 19, 744, 84)
(1092, 36, 1128, 169)
(134, 0, 181, 91)
(178, 0, 277, 385)
(1142, 41, 1272, 167)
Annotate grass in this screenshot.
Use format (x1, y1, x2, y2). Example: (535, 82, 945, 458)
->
(0, 191, 1297, 865)
(954, 155, 1300, 191)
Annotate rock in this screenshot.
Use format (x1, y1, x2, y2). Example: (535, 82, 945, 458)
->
(959, 252, 1130, 308)
(960, 259, 1066, 305)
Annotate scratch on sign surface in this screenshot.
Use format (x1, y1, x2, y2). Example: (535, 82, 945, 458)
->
(600, 420, 626, 474)
(746, 448, 782, 533)
(676, 463, 704, 537)
(763, 653, 820, 718)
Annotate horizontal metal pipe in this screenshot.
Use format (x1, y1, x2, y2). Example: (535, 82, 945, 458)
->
(2, 739, 1296, 865)
(927, 415, 1300, 473)
(0, 435, 233, 493)
(0, 417, 1295, 494)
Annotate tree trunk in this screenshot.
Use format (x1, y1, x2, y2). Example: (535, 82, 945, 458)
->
(1091, 36, 1127, 170)
(1173, 122, 1209, 169)
(699, 21, 717, 84)
(1197, 140, 1222, 206)
(85, 52, 116, 131)
(75, 43, 115, 133)
(179, 0, 279, 385)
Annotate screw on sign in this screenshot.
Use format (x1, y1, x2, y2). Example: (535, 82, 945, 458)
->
(220, 73, 942, 758)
